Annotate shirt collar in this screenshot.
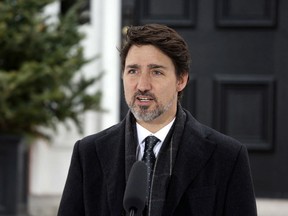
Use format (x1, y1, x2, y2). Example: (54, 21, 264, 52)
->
(136, 118, 176, 145)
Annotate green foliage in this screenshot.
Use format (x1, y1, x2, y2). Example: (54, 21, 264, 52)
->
(0, 0, 102, 139)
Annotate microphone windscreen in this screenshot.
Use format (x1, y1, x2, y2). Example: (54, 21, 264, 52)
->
(123, 161, 148, 215)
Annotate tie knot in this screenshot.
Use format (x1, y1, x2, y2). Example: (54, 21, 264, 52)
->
(145, 136, 159, 151)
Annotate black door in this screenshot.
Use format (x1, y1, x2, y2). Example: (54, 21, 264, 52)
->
(121, 0, 288, 198)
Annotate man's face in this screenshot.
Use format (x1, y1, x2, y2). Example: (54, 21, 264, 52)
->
(123, 45, 187, 125)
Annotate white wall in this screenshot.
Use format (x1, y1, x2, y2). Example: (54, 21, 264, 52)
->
(30, 0, 122, 196)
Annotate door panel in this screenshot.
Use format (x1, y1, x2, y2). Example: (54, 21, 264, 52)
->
(121, 0, 288, 198)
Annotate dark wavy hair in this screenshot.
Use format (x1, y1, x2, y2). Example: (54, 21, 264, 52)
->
(120, 24, 191, 89)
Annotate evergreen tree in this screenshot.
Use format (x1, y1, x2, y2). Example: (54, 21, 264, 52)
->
(0, 0, 102, 139)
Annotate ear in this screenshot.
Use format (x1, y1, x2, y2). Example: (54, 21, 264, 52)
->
(177, 73, 189, 92)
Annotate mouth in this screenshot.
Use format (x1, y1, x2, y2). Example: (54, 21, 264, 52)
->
(136, 96, 153, 102)
(133, 92, 156, 107)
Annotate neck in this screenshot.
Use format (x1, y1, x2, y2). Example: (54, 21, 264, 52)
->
(136, 114, 176, 133)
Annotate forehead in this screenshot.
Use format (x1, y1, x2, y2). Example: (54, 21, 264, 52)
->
(125, 45, 173, 66)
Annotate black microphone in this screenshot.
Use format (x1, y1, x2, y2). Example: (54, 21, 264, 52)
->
(123, 161, 148, 216)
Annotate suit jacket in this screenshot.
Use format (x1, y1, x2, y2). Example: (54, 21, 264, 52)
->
(58, 108, 257, 216)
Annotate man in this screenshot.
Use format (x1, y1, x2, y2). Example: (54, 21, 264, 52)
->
(58, 24, 257, 216)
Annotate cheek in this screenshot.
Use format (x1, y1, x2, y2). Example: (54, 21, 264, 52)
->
(158, 85, 178, 100)
(124, 81, 132, 91)
(123, 88, 132, 104)
(123, 80, 135, 98)
(166, 82, 180, 94)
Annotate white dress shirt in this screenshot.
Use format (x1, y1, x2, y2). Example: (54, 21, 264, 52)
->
(136, 118, 175, 160)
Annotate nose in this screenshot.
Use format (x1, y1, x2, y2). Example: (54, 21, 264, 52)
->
(137, 73, 152, 92)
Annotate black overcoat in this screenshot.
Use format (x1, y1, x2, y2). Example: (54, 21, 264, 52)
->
(58, 109, 257, 216)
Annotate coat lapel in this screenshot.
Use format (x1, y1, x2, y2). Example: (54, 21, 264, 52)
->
(163, 114, 217, 215)
(94, 112, 138, 215)
(95, 121, 127, 214)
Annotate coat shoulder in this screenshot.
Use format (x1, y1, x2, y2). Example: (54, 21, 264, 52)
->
(75, 120, 125, 152)
(185, 110, 245, 159)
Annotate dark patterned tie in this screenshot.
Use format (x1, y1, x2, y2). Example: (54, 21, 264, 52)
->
(142, 135, 159, 200)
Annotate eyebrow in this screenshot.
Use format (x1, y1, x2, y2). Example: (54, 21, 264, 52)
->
(125, 64, 140, 70)
(125, 64, 166, 70)
(148, 64, 166, 69)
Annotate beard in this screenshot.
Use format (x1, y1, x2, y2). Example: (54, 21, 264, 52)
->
(127, 91, 175, 122)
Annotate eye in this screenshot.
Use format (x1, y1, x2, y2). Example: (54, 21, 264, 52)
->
(152, 70, 163, 76)
(127, 69, 137, 74)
